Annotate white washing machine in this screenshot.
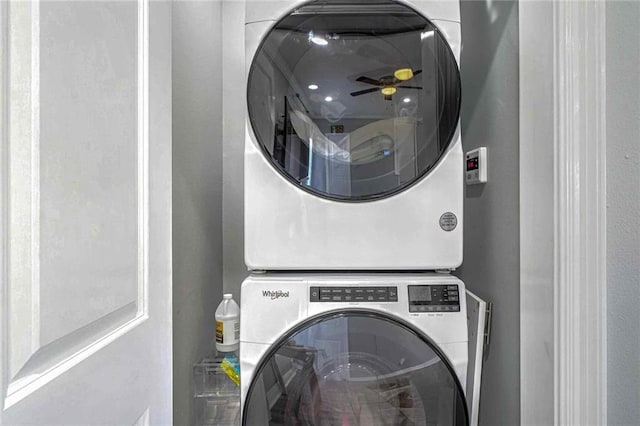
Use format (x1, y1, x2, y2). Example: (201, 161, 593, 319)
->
(240, 273, 485, 425)
(245, 0, 464, 270)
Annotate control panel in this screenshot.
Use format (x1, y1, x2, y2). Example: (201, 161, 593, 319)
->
(408, 285, 460, 312)
(310, 286, 398, 303)
(466, 147, 487, 185)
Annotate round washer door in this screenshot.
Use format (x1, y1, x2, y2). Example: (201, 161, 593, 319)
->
(243, 311, 468, 426)
(247, 0, 461, 202)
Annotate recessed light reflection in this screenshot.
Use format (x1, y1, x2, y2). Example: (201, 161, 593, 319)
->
(403, 97, 411, 103)
(311, 37, 328, 46)
(308, 84, 319, 90)
(325, 96, 333, 102)
(308, 31, 328, 46)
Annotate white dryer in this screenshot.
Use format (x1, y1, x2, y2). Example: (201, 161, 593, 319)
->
(240, 273, 476, 425)
(245, 0, 464, 270)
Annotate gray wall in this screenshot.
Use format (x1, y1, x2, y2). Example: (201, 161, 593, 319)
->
(172, 2, 223, 424)
(606, 2, 640, 424)
(222, 0, 248, 298)
(518, 1, 554, 423)
(456, 1, 520, 425)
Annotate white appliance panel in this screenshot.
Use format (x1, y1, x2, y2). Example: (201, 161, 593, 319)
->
(240, 279, 308, 344)
(245, 128, 463, 270)
(240, 273, 470, 422)
(244, 3, 463, 270)
(245, 0, 461, 25)
(240, 276, 468, 345)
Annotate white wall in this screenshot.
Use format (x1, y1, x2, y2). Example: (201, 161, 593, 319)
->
(456, 1, 520, 425)
(606, 2, 640, 424)
(172, 2, 223, 424)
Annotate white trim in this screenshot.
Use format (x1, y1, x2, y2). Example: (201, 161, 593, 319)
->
(3, 0, 151, 408)
(0, 0, 9, 419)
(30, 0, 40, 355)
(133, 408, 150, 426)
(520, 1, 607, 424)
(4, 315, 149, 409)
(137, 0, 150, 318)
(553, 1, 607, 424)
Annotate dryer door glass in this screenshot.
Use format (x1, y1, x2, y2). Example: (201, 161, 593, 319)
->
(247, 0, 461, 201)
(243, 312, 468, 425)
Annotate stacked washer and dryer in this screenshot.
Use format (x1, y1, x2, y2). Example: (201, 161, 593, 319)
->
(240, 1, 484, 425)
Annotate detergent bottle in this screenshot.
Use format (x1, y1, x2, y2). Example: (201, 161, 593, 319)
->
(215, 294, 240, 385)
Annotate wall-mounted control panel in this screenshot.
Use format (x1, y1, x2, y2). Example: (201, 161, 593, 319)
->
(466, 147, 487, 185)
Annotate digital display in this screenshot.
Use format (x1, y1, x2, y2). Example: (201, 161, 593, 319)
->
(467, 157, 479, 171)
(408, 285, 460, 312)
(408, 286, 432, 302)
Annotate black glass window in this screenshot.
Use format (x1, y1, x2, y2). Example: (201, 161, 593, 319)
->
(243, 312, 468, 425)
(247, 0, 461, 201)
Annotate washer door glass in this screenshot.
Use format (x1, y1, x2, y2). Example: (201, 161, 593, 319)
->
(243, 312, 468, 426)
(247, 0, 461, 201)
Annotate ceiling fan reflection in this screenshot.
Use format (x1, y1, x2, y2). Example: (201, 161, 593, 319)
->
(350, 69, 423, 101)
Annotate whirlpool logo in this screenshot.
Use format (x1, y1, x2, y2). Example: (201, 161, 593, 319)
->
(262, 290, 290, 300)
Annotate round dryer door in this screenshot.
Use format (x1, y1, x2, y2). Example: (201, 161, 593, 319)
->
(247, 0, 461, 202)
(243, 311, 468, 426)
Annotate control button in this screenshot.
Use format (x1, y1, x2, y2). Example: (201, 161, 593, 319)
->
(332, 295, 342, 302)
(365, 288, 376, 294)
(320, 295, 332, 301)
(448, 290, 459, 296)
(344, 288, 352, 294)
(354, 295, 366, 301)
(354, 288, 365, 294)
(367, 295, 375, 301)
(376, 288, 387, 294)
(331, 288, 343, 294)
(449, 295, 459, 301)
(310, 287, 320, 302)
(344, 295, 353, 301)
(447, 285, 458, 290)
(376, 295, 388, 302)
(320, 288, 331, 294)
